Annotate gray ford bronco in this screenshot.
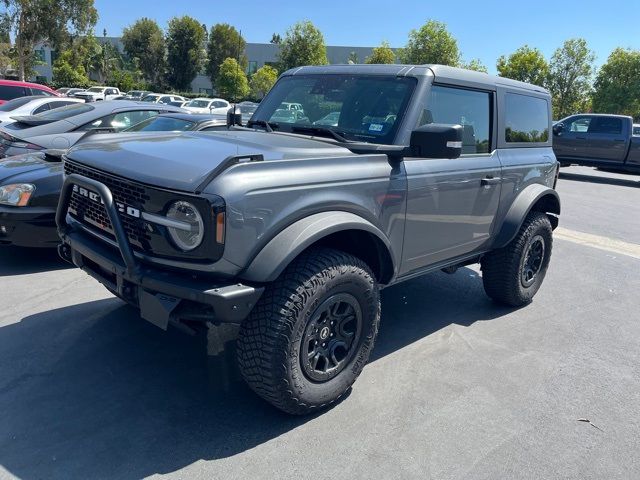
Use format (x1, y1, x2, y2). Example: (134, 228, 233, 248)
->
(56, 65, 560, 414)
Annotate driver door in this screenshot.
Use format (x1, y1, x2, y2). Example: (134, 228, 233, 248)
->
(400, 84, 501, 275)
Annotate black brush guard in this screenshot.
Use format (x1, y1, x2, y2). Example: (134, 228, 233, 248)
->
(56, 174, 263, 330)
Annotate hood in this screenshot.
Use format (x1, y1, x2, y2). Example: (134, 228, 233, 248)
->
(0, 151, 58, 182)
(65, 130, 352, 192)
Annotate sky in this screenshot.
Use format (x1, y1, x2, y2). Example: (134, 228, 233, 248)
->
(93, 0, 640, 74)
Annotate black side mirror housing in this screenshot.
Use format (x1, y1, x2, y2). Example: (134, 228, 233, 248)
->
(409, 123, 463, 159)
(552, 123, 564, 135)
(227, 107, 242, 127)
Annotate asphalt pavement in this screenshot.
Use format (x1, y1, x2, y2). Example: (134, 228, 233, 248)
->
(0, 166, 638, 480)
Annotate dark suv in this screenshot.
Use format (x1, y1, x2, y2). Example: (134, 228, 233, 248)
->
(56, 65, 560, 414)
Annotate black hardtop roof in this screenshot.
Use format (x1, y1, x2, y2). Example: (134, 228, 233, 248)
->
(284, 64, 549, 95)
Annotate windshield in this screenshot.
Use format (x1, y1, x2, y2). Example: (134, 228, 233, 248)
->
(33, 103, 94, 120)
(87, 87, 104, 93)
(187, 99, 211, 108)
(251, 74, 416, 144)
(141, 95, 159, 102)
(0, 97, 38, 112)
(125, 116, 195, 132)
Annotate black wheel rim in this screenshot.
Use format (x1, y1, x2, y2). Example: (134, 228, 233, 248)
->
(301, 293, 362, 383)
(521, 235, 545, 288)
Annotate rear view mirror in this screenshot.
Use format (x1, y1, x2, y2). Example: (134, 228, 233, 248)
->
(410, 124, 463, 159)
(553, 123, 564, 135)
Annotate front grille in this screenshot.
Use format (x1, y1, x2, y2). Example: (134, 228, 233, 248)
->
(64, 160, 151, 250)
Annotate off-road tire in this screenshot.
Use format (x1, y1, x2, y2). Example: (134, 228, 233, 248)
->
(237, 247, 380, 415)
(481, 211, 553, 307)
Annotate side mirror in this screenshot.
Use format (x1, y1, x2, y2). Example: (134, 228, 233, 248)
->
(553, 123, 564, 135)
(226, 107, 242, 127)
(410, 123, 463, 159)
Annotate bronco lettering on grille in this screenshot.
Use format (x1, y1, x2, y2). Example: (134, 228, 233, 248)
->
(72, 184, 141, 219)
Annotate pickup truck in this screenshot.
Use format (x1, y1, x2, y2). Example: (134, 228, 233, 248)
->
(553, 114, 640, 173)
(73, 86, 122, 103)
(56, 64, 560, 414)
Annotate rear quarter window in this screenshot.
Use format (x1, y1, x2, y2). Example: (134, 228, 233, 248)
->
(504, 93, 549, 144)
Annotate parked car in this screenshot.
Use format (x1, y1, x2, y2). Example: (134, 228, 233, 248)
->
(0, 96, 84, 124)
(124, 90, 151, 100)
(633, 124, 640, 136)
(0, 112, 208, 248)
(0, 100, 185, 157)
(553, 114, 640, 173)
(64, 88, 87, 98)
(73, 86, 121, 102)
(141, 94, 186, 105)
(271, 108, 309, 124)
(55, 64, 560, 415)
(183, 97, 230, 114)
(0, 80, 58, 105)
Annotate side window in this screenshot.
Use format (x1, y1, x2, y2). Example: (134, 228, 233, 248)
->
(33, 103, 51, 114)
(566, 116, 592, 133)
(505, 93, 549, 143)
(110, 110, 159, 130)
(588, 117, 623, 135)
(105, 89, 116, 95)
(422, 85, 491, 154)
(0, 85, 27, 100)
(33, 88, 54, 97)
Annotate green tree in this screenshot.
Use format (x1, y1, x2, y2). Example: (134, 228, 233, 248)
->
(165, 15, 205, 91)
(547, 39, 595, 119)
(460, 58, 488, 73)
(216, 57, 249, 101)
(249, 64, 278, 99)
(270, 33, 282, 44)
(52, 51, 90, 87)
(0, 0, 97, 80)
(365, 41, 395, 64)
(277, 20, 328, 71)
(347, 51, 359, 64)
(206, 23, 246, 88)
(121, 18, 166, 85)
(399, 20, 460, 66)
(496, 45, 548, 86)
(592, 48, 640, 120)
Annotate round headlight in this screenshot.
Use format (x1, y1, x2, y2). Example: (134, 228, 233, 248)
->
(166, 201, 204, 251)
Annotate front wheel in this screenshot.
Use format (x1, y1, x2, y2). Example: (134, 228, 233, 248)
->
(237, 248, 380, 415)
(481, 211, 553, 307)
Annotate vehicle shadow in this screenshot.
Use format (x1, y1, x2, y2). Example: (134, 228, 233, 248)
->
(0, 246, 71, 276)
(559, 171, 640, 188)
(0, 267, 513, 479)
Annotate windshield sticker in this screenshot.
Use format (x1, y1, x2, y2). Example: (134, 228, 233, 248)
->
(369, 123, 383, 132)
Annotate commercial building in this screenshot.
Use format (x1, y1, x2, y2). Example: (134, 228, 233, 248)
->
(32, 38, 392, 93)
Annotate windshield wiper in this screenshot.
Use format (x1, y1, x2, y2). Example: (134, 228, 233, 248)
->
(289, 125, 351, 143)
(247, 119, 277, 132)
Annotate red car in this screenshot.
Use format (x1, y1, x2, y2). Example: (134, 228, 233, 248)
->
(0, 79, 59, 105)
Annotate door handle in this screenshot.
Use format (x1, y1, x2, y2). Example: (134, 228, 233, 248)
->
(481, 176, 501, 186)
(576, 136, 587, 140)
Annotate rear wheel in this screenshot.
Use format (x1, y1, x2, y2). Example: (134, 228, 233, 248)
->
(237, 248, 380, 415)
(481, 211, 553, 307)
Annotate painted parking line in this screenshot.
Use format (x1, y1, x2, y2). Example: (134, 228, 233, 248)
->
(554, 227, 640, 260)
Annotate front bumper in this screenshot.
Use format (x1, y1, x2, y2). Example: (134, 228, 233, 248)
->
(0, 205, 58, 247)
(57, 174, 264, 329)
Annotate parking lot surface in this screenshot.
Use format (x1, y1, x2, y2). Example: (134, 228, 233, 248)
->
(0, 166, 639, 480)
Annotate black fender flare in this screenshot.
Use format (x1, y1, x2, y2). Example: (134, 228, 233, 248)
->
(493, 184, 561, 249)
(239, 211, 395, 283)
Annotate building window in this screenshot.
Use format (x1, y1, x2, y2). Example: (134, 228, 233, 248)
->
(34, 49, 46, 63)
(50, 50, 59, 66)
(247, 61, 258, 75)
